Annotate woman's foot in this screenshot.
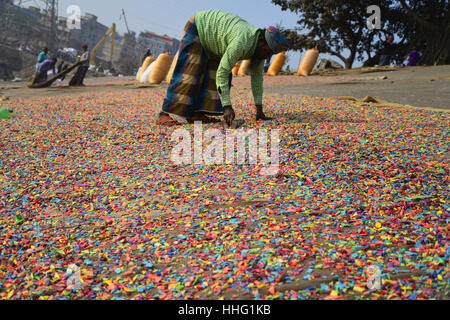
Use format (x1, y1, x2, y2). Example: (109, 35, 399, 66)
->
(187, 113, 221, 124)
(255, 105, 273, 121)
(156, 113, 180, 126)
(256, 112, 273, 121)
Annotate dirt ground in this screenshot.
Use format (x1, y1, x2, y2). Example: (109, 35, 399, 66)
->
(1, 65, 449, 111)
(266, 65, 450, 111)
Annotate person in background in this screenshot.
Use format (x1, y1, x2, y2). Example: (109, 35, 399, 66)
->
(141, 49, 152, 64)
(96, 63, 104, 73)
(35, 57, 57, 84)
(264, 57, 271, 73)
(407, 50, 420, 66)
(75, 44, 90, 86)
(57, 60, 65, 74)
(56, 60, 69, 81)
(156, 10, 289, 126)
(379, 35, 395, 66)
(36, 47, 48, 70)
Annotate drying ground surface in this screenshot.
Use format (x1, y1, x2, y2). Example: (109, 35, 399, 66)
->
(0, 73, 449, 300)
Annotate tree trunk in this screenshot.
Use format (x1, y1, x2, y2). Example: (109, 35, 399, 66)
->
(344, 51, 356, 69)
(418, 29, 450, 65)
(330, 50, 355, 69)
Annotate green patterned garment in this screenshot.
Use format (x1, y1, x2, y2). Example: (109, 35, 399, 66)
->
(195, 10, 264, 107)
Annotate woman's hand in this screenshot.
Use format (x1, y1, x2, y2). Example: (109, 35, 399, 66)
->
(223, 106, 236, 127)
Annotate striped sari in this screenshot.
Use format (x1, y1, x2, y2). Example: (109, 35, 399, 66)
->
(161, 15, 232, 119)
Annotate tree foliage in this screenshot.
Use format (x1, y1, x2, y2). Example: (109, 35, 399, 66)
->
(397, 0, 450, 65)
(272, 0, 449, 68)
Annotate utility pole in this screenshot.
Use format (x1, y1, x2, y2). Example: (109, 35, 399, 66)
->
(47, 0, 57, 52)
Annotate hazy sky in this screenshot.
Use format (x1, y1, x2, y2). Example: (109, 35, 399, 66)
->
(54, 0, 351, 68)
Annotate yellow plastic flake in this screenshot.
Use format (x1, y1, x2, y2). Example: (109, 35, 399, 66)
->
(7, 290, 15, 299)
(52, 273, 61, 282)
(353, 286, 365, 293)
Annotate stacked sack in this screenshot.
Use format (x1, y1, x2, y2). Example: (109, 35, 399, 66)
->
(297, 48, 319, 76)
(237, 59, 251, 76)
(136, 53, 173, 84)
(136, 56, 155, 83)
(267, 52, 286, 76)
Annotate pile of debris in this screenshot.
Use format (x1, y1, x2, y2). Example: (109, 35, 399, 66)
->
(314, 58, 344, 70)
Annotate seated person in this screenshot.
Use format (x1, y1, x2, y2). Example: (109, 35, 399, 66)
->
(407, 50, 420, 66)
(378, 35, 395, 66)
(35, 58, 57, 84)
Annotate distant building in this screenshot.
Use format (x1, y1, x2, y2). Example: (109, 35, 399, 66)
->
(0, 2, 50, 52)
(69, 13, 109, 51)
(137, 31, 180, 59)
(27, 6, 40, 16)
(0, 0, 13, 8)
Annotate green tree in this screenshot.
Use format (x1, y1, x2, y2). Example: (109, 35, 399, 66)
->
(272, 0, 449, 68)
(273, 0, 387, 68)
